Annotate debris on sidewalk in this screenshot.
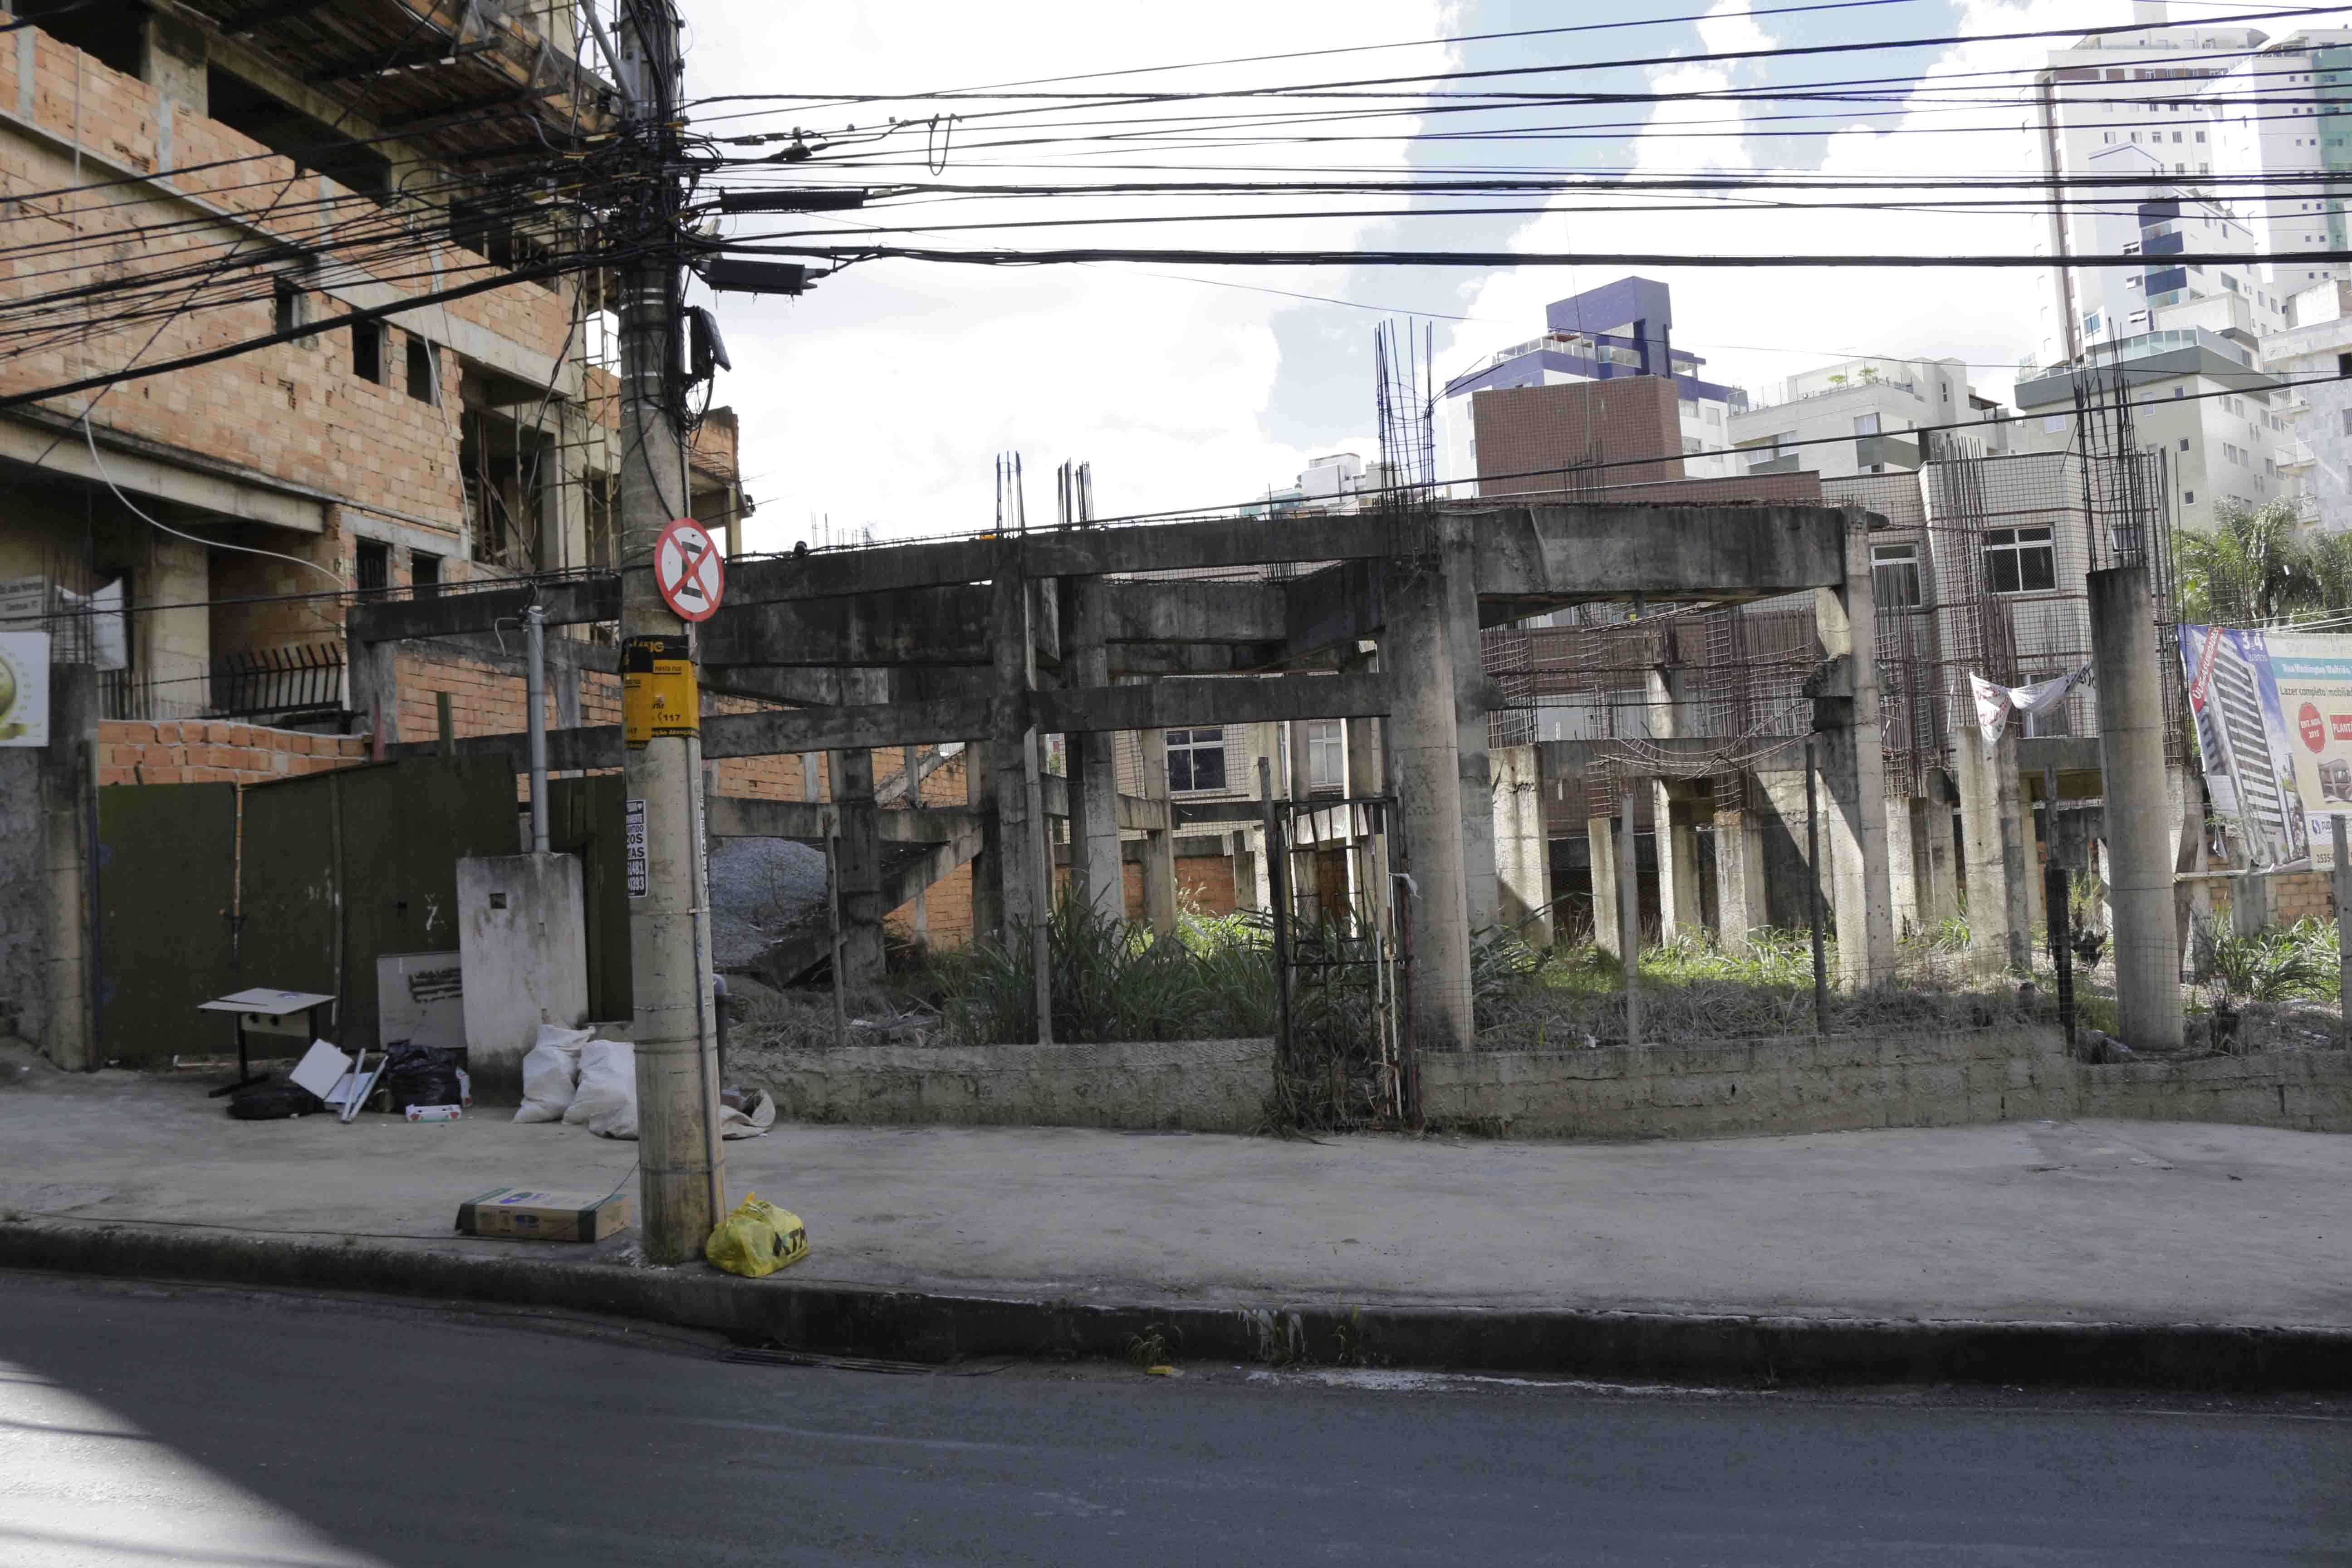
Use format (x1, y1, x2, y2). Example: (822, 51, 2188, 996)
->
(705, 1193, 808, 1278)
(455, 1186, 631, 1242)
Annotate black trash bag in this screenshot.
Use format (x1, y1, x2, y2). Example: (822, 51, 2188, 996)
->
(381, 1041, 462, 1111)
(227, 1081, 324, 1120)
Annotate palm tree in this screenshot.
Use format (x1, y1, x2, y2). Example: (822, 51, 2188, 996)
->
(2305, 528, 2352, 615)
(2175, 498, 2312, 624)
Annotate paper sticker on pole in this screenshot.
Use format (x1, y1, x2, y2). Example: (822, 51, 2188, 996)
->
(652, 517, 724, 622)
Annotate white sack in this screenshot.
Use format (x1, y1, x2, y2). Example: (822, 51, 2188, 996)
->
(514, 1024, 593, 1123)
(718, 1087, 776, 1140)
(567, 1038, 638, 1140)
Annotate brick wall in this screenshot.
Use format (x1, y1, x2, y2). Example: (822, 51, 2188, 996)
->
(1471, 377, 1686, 495)
(98, 720, 367, 786)
(0, 29, 570, 528)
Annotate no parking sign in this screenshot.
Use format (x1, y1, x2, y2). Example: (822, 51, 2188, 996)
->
(652, 518, 724, 622)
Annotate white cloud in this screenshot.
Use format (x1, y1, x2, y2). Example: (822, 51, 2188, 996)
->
(681, 0, 1444, 545)
(1447, 0, 2094, 426)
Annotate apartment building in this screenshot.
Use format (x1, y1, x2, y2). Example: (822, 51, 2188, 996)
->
(1436, 276, 1744, 495)
(2262, 278, 2352, 531)
(1729, 356, 2008, 481)
(0, 2, 718, 727)
(2009, 326, 2285, 531)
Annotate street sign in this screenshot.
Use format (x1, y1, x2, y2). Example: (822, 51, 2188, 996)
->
(652, 517, 724, 622)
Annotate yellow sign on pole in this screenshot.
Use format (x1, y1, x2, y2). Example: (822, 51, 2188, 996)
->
(622, 634, 697, 749)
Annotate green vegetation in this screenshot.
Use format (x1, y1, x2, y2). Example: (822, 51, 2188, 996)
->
(2175, 497, 2352, 626)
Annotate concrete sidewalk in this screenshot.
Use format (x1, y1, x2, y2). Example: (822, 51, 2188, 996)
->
(6, 1048, 2351, 1385)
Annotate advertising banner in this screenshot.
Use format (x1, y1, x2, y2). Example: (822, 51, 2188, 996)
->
(2176, 623, 2312, 867)
(0, 632, 49, 746)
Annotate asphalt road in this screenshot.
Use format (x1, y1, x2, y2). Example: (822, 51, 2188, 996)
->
(3, 1274, 2348, 1567)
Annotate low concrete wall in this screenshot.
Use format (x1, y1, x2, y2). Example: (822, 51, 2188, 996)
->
(1423, 1028, 2352, 1142)
(760, 1038, 1274, 1134)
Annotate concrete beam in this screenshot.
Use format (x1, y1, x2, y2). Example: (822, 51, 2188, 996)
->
(347, 578, 618, 642)
(1100, 579, 1289, 644)
(1037, 772, 1171, 833)
(700, 584, 996, 667)
(706, 795, 978, 844)
(704, 665, 991, 707)
(1469, 503, 1848, 609)
(1033, 672, 1389, 734)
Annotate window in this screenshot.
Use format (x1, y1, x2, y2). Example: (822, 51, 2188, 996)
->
(355, 540, 389, 600)
(2180, 437, 2190, 452)
(405, 335, 438, 403)
(1682, 436, 1702, 456)
(2184, 489, 2195, 505)
(1871, 542, 1923, 608)
(2341, 407, 2352, 437)
(1984, 526, 2057, 595)
(274, 279, 307, 340)
(350, 321, 384, 385)
(1166, 728, 1226, 793)
(411, 551, 442, 598)
(1854, 412, 1881, 436)
(1306, 720, 1346, 793)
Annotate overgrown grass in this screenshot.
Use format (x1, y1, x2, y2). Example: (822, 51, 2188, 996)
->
(896, 896, 1276, 1047)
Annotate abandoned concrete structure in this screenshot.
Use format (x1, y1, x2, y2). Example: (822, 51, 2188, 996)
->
(329, 499, 1883, 1055)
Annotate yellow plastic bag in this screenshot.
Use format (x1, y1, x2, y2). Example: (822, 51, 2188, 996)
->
(705, 1193, 809, 1279)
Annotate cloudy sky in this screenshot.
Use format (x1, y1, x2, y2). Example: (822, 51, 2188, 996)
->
(669, 0, 2311, 547)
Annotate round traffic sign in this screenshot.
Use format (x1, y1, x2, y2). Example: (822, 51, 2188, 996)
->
(652, 517, 724, 622)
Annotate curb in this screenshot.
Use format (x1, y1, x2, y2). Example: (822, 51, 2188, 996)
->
(4, 1218, 2348, 1392)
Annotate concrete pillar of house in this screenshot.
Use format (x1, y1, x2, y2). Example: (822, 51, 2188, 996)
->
(2090, 564, 2184, 1049)
(1812, 517, 1897, 986)
(349, 629, 399, 754)
(140, 11, 207, 115)
(1883, 795, 1920, 939)
(1137, 726, 1178, 936)
(1388, 562, 1476, 1053)
(1588, 813, 1621, 958)
(1439, 515, 1497, 934)
(2023, 781, 2051, 935)
(41, 665, 98, 1071)
(1345, 643, 1388, 938)
(1491, 745, 1551, 949)
(1229, 829, 1261, 915)
(1919, 795, 1961, 929)
(2232, 872, 2272, 937)
(1062, 576, 1124, 923)
(1954, 718, 2030, 974)
(1714, 803, 1769, 947)
(2170, 765, 2206, 976)
(829, 749, 884, 999)
(1643, 669, 1696, 942)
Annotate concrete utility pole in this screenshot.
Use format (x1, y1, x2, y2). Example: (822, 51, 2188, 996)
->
(616, 0, 723, 1264)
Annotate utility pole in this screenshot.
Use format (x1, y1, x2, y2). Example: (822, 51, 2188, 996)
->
(616, 0, 723, 1264)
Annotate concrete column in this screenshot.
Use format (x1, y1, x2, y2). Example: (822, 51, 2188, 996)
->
(349, 627, 398, 753)
(1588, 815, 1621, 957)
(1954, 718, 2030, 974)
(1491, 745, 1552, 949)
(2089, 564, 2183, 1049)
(1062, 576, 1124, 923)
(2231, 871, 2272, 937)
(1643, 669, 1695, 941)
(965, 738, 1001, 941)
(1714, 804, 1768, 947)
(1919, 797, 1960, 929)
(1884, 795, 1920, 938)
(2024, 788, 2050, 934)
(1439, 516, 1498, 934)
(1137, 726, 1177, 935)
(1346, 643, 1387, 938)
(829, 750, 884, 1000)
(1388, 563, 1475, 1054)
(1232, 829, 1264, 915)
(1813, 517, 1896, 986)
(41, 665, 97, 1071)
(901, 744, 930, 948)
(989, 545, 1041, 934)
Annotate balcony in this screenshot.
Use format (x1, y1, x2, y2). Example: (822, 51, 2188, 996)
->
(1856, 433, 1923, 470)
(1744, 452, 1804, 475)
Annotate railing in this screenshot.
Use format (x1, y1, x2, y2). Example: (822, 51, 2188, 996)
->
(101, 642, 346, 724)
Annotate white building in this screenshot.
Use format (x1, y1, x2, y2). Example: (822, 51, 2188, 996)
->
(1729, 357, 2008, 480)
(2030, 5, 2335, 370)
(2263, 278, 2352, 531)
(2009, 328, 2286, 532)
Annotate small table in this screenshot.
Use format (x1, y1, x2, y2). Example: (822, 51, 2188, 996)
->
(198, 989, 338, 1097)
